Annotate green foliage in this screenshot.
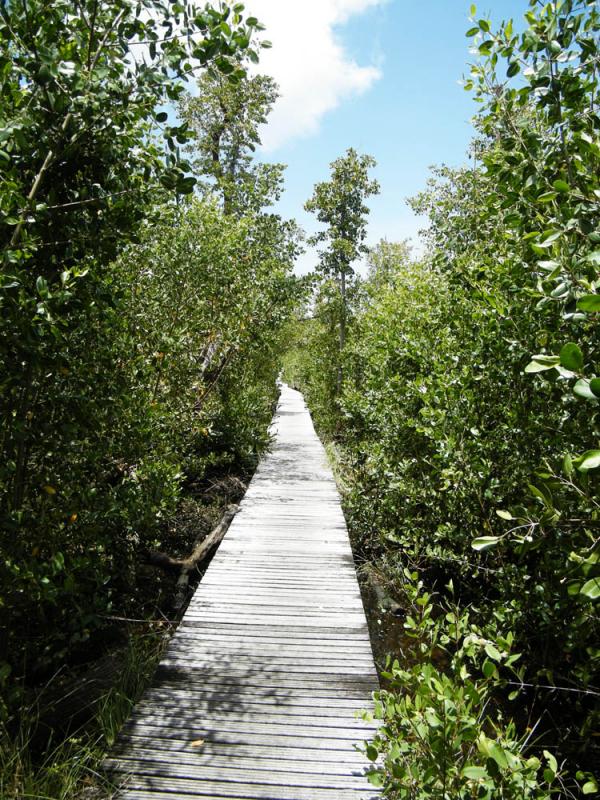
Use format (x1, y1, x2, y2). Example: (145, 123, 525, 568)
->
(363, 576, 562, 800)
(282, 288, 344, 434)
(0, 0, 301, 705)
(305, 148, 380, 279)
(365, 239, 412, 294)
(0, 189, 299, 682)
(304, 148, 380, 400)
(179, 70, 284, 214)
(462, 0, 600, 570)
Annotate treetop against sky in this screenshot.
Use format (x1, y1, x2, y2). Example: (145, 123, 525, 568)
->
(231, 0, 528, 273)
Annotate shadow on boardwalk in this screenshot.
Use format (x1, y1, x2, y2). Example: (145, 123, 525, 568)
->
(107, 385, 380, 800)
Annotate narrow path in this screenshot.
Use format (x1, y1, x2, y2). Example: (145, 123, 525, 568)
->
(108, 385, 380, 799)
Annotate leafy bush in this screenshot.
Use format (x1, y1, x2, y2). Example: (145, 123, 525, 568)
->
(363, 575, 570, 800)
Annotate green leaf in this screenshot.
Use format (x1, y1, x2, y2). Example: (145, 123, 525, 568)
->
(573, 380, 597, 401)
(560, 343, 583, 372)
(366, 744, 378, 762)
(524, 354, 560, 373)
(484, 642, 502, 661)
(507, 61, 519, 77)
(472, 536, 500, 551)
(538, 259, 560, 271)
(156, 111, 168, 122)
(580, 578, 600, 600)
(583, 778, 599, 794)
(553, 179, 570, 192)
(482, 658, 497, 678)
(479, 741, 511, 770)
(367, 770, 384, 788)
(528, 483, 552, 507)
(590, 378, 600, 397)
(537, 230, 562, 247)
(537, 191, 558, 203)
(36, 276, 49, 297)
(577, 450, 600, 472)
(496, 509, 513, 520)
(462, 766, 488, 780)
(543, 750, 558, 775)
(577, 295, 600, 312)
(466, 26, 480, 36)
(562, 453, 574, 476)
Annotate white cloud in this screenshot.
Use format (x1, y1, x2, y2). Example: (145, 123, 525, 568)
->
(246, 0, 385, 151)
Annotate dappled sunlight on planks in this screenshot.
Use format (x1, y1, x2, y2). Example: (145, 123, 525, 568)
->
(108, 385, 380, 800)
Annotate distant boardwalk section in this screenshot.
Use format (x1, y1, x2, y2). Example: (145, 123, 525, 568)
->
(108, 384, 380, 800)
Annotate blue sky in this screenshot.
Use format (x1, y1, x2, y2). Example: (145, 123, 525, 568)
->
(245, 0, 528, 273)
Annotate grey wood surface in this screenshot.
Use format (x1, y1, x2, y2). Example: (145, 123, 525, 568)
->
(109, 385, 380, 799)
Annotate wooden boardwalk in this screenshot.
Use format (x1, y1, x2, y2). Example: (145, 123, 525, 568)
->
(108, 385, 380, 800)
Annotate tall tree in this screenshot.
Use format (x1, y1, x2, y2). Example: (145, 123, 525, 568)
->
(305, 148, 379, 392)
(179, 71, 283, 214)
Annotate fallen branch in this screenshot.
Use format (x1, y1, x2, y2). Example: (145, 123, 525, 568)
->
(145, 503, 239, 610)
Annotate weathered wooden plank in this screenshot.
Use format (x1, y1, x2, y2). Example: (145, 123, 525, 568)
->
(115, 780, 378, 800)
(116, 729, 371, 755)
(180, 599, 367, 612)
(162, 640, 375, 658)
(175, 625, 372, 642)
(165, 643, 375, 660)
(110, 385, 379, 799)
(186, 597, 366, 610)
(107, 759, 371, 789)
(162, 652, 376, 680)
(120, 718, 374, 741)
(112, 737, 369, 763)
(165, 641, 374, 658)
(154, 668, 379, 692)
(107, 751, 369, 775)
(153, 679, 376, 699)
(122, 702, 376, 727)
(137, 692, 370, 713)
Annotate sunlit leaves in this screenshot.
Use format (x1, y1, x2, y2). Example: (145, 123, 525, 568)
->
(580, 578, 600, 600)
(290, 5, 600, 792)
(575, 450, 600, 472)
(573, 379, 597, 400)
(524, 354, 560, 373)
(303, 148, 379, 398)
(178, 71, 281, 215)
(471, 536, 500, 551)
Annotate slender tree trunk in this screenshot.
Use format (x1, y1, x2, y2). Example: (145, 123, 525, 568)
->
(337, 269, 347, 396)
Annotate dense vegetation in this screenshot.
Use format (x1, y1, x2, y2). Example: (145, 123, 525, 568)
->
(0, 1, 300, 794)
(285, 0, 599, 796)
